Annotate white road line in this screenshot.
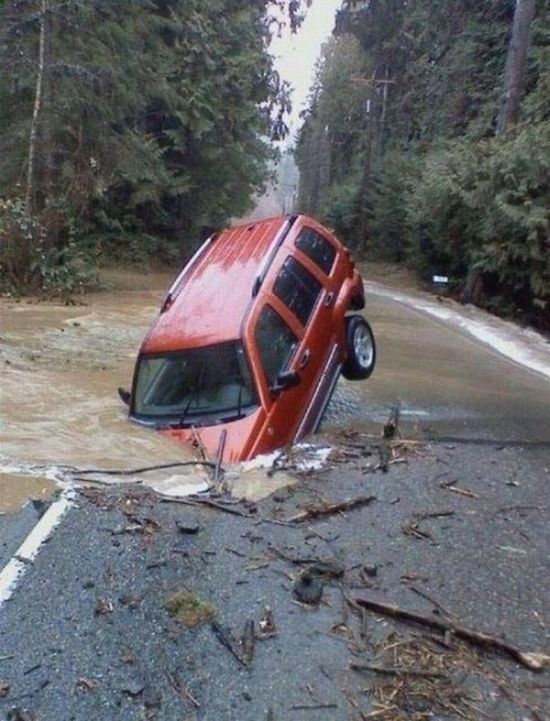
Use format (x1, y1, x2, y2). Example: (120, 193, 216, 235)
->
(0, 492, 74, 606)
(366, 281, 550, 381)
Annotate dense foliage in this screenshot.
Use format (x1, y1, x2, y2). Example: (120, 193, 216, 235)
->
(0, 0, 309, 294)
(295, 0, 549, 328)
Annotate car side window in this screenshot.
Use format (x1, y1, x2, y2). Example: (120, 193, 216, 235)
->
(255, 305, 298, 388)
(273, 256, 322, 326)
(295, 227, 336, 275)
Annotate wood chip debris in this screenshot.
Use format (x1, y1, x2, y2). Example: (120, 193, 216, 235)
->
(355, 596, 550, 671)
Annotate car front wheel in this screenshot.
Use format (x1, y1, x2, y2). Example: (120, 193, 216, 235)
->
(342, 315, 376, 380)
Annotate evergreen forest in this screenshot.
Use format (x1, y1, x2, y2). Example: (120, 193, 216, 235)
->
(0, 0, 548, 330)
(0, 0, 309, 294)
(296, 0, 549, 329)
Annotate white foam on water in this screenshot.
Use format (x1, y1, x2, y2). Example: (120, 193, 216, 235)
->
(241, 443, 333, 473)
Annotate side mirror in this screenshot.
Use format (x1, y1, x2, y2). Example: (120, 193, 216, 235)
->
(271, 370, 300, 394)
(118, 387, 132, 406)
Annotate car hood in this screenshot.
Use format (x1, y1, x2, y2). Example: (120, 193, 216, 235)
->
(160, 408, 264, 464)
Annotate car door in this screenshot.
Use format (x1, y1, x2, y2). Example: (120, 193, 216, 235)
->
(259, 253, 339, 445)
(249, 300, 304, 453)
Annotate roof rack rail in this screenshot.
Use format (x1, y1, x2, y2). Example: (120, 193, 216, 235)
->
(252, 215, 297, 297)
(160, 233, 217, 313)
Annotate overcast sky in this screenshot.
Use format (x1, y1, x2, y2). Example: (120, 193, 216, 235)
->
(270, 0, 342, 142)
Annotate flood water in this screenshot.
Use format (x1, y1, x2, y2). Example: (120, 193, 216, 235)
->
(1, 268, 549, 512)
(327, 286, 550, 443)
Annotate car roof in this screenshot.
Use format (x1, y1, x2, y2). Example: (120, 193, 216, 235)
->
(142, 215, 295, 353)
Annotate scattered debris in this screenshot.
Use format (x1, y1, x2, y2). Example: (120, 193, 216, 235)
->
(119, 593, 143, 610)
(258, 606, 277, 639)
(113, 516, 160, 536)
(377, 443, 392, 473)
(402, 519, 432, 541)
(409, 586, 454, 619)
(440, 479, 479, 498)
(94, 597, 114, 616)
(352, 633, 479, 720)
(165, 669, 200, 708)
(160, 495, 254, 518)
(403, 510, 456, 541)
(363, 564, 378, 578)
(293, 568, 324, 606)
(210, 621, 249, 669)
(285, 495, 376, 524)
(213, 429, 227, 489)
(0, 680, 9, 698)
(268, 546, 345, 578)
(383, 403, 401, 440)
(176, 521, 200, 535)
(240, 620, 255, 666)
(166, 591, 216, 628)
(75, 677, 98, 693)
(350, 661, 446, 678)
(6, 709, 36, 721)
(355, 596, 550, 671)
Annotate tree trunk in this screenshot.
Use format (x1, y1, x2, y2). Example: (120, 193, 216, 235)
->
(25, 0, 47, 213)
(496, 0, 536, 136)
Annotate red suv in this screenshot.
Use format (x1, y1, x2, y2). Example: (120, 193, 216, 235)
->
(126, 215, 375, 462)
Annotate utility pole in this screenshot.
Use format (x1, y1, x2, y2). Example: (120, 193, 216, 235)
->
(353, 72, 395, 252)
(497, 0, 536, 136)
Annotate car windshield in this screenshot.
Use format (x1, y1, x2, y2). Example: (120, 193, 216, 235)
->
(133, 342, 258, 424)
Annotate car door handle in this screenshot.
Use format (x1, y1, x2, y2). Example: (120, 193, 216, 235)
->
(324, 292, 334, 306)
(299, 349, 311, 369)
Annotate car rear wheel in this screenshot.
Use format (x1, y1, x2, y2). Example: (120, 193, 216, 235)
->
(342, 315, 376, 380)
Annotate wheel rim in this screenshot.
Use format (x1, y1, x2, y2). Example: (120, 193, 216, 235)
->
(354, 324, 373, 369)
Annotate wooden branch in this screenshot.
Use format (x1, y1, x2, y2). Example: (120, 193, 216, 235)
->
(286, 495, 376, 524)
(160, 496, 253, 518)
(355, 596, 550, 671)
(241, 620, 255, 666)
(210, 621, 249, 669)
(165, 669, 200, 708)
(350, 661, 446, 678)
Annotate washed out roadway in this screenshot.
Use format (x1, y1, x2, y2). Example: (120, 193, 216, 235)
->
(0, 274, 549, 720)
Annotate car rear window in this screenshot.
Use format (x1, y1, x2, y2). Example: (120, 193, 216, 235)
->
(255, 305, 298, 388)
(273, 256, 322, 326)
(295, 227, 336, 275)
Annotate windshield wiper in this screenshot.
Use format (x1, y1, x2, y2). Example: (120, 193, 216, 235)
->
(176, 392, 198, 428)
(174, 363, 207, 428)
(220, 385, 247, 423)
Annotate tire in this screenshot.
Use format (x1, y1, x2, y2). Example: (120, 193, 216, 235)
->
(342, 315, 376, 381)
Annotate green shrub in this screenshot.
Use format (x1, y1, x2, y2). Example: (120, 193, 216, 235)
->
(405, 123, 549, 323)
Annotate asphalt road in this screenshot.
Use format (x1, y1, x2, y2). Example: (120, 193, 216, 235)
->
(0, 442, 548, 720)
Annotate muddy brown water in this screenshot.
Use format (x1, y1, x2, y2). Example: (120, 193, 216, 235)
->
(329, 290, 550, 442)
(2, 268, 549, 513)
(0, 271, 304, 511)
